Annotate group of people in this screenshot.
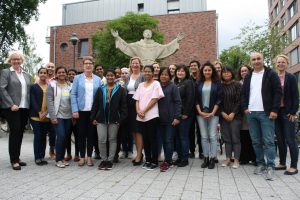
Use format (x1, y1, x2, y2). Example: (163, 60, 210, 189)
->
(0, 51, 298, 181)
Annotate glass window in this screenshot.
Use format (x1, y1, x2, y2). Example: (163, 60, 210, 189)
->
(290, 22, 298, 41)
(280, 0, 285, 9)
(79, 39, 88, 57)
(289, 1, 297, 19)
(290, 47, 299, 66)
(138, 3, 144, 12)
(281, 15, 286, 27)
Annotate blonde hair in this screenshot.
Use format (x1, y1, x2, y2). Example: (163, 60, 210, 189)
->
(129, 57, 143, 73)
(5, 51, 25, 64)
(275, 54, 289, 65)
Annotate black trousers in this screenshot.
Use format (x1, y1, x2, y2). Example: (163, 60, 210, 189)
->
(77, 111, 96, 158)
(189, 115, 202, 155)
(3, 108, 29, 163)
(138, 118, 158, 164)
(239, 130, 256, 162)
(66, 122, 79, 156)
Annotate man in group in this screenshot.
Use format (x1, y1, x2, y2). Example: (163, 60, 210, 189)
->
(241, 52, 282, 180)
(95, 64, 106, 84)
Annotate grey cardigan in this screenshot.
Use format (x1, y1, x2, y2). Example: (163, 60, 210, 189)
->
(123, 74, 144, 91)
(0, 68, 31, 109)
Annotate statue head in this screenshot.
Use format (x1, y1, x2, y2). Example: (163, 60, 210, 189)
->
(143, 29, 152, 39)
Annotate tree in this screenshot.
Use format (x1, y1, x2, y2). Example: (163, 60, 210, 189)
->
(92, 12, 164, 67)
(219, 46, 250, 72)
(0, 0, 47, 64)
(22, 36, 43, 79)
(234, 21, 288, 67)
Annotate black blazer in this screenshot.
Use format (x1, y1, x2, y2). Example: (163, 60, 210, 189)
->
(195, 80, 222, 116)
(175, 78, 195, 116)
(241, 66, 282, 115)
(91, 84, 128, 124)
(30, 84, 45, 118)
(282, 72, 299, 115)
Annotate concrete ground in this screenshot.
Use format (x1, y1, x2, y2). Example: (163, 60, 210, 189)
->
(0, 132, 300, 200)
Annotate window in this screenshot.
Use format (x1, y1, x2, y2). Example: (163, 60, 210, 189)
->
(79, 39, 88, 57)
(290, 22, 298, 41)
(168, 0, 180, 14)
(138, 3, 144, 12)
(290, 47, 299, 66)
(280, 0, 285, 9)
(60, 43, 68, 52)
(281, 15, 286, 27)
(289, 1, 297, 19)
(274, 5, 279, 16)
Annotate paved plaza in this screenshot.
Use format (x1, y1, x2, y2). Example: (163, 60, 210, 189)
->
(0, 132, 300, 200)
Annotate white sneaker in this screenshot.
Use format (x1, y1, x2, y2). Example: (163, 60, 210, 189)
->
(232, 160, 240, 169)
(56, 161, 65, 168)
(127, 152, 133, 159)
(119, 151, 127, 159)
(62, 160, 69, 166)
(172, 152, 178, 160)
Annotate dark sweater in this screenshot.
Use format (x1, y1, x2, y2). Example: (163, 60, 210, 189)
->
(241, 66, 282, 115)
(158, 81, 182, 125)
(281, 72, 299, 115)
(175, 78, 195, 116)
(220, 81, 242, 119)
(30, 84, 45, 118)
(91, 83, 128, 124)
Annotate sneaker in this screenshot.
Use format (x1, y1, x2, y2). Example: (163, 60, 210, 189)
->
(232, 160, 240, 169)
(177, 160, 189, 167)
(147, 163, 158, 171)
(119, 151, 127, 159)
(127, 152, 133, 159)
(174, 159, 182, 166)
(41, 159, 48, 165)
(254, 166, 265, 175)
(98, 161, 106, 170)
(221, 159, 231, 167)
(189, 152, 195, 159)
(35, 159, 43, 166)
(56, 161, 65, 168)
(172, 152, 178, 160)
(142, 162, 150, 169)
(208, 158, 215, 169)
(265, 167, 275, 181)
(160, 162, 170, 172)
(62, 160, 69, 166)
(49, 150, 56, 160)
(106, 161, 113, 170)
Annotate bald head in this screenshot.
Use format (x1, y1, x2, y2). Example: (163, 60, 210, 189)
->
(250, 52, 264, 71)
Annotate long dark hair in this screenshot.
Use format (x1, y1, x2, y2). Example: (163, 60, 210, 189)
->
(174, 64, 190, 84)
(237, 64, 251, 80)
(199, 61, 218, 82)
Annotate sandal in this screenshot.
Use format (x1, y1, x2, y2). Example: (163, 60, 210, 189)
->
(78, 158, 85, 166)
(87, 157, 94, 167)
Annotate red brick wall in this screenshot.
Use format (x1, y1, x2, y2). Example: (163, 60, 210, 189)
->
(50, 11, 216, 71)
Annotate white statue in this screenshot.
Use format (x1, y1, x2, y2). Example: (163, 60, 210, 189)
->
(111, 29, 184, 66)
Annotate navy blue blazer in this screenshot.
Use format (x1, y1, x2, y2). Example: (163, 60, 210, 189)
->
(195, 81, 222, 116)
(282, 72, 299, 115)
(30, 84, 44, 118)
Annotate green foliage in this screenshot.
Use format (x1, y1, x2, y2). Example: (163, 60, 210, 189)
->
(0, 0, 47, 64)
(92, 12, 164, 68)
(234, 21, 288, 67)
(22, 36, 43, 78)
(219, 46, 250, 72)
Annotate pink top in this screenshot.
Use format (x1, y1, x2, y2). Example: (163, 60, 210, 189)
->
(279, 74, 285, 107)
(133, 80, 164, 122)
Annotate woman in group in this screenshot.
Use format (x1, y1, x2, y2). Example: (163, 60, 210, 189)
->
(0, 51, 31, 170)
(153, 62, 160, 80)
(174, 64, 195, 167)
(30, 68, 51, 166)
(123, 57, 144, 165)
(195, 61, 221, 169)
(46, 66, 72, 168)
(168, 64, 176, 81)
(65, 69, 79, 162)
(237, 65, 256, 165)
(133, 65, 164, 170)
(219, 67, 242, 168)
(71, 56, 102, 166)
(91, 69, 127, 170)
(274, 55, 299, 175)
(158, 67, 181, 172)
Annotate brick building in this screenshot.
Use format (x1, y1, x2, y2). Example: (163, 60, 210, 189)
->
(49, 0, 217, 71)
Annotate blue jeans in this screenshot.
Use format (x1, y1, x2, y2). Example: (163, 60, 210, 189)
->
(197, 115, 219, 158)
(159, 124, 175, 162)
(275, 108, 299, 168)
(175, 115, 193, 161)
(54, 118, 72, 162)
(30, 120, 51, 160)
(246, 111, 276, 168)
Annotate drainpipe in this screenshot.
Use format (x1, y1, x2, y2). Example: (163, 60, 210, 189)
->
(53, 26, 57, 65)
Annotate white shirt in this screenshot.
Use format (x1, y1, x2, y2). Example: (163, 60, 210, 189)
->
(82, 77, 94, 111)
(10, 67, 28, 108)
(127, 77, 136, 95)
(249, 70, 264, 111)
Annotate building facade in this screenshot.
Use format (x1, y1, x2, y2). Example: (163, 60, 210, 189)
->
(49, 0, 216, 71)
(269, 0, 300, 77)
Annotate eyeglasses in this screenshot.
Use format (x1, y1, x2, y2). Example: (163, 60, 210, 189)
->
(84, 62, 93, 65)
(48, 66, 55, 68)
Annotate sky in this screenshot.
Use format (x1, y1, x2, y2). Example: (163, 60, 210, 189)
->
(25, 0, 269, 65)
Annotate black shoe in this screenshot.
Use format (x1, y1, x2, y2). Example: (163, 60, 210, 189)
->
(133, 159, 143, 166)
(113, 156, 119, 163)
(177, 160, 189, 167)
(41, 159, 48, 165)
(201, 157, 209, 168)
(275, 165, 287, 171)
(132, 154, 143, 164)
(199, 154, 204, 160)
(174, 159, 182, 166)
(142, 162, 151, 169)
(12, 163, 21, 170)
(147, 163, 158, 171)
(240, 160, 249, 165)
(19, 161, 27, 166)
(213, 158, 219, 163)
(98, 161, 106, 170)
(106, 161, 113, 170)
(35, 159, 43, 166)
(189, 153, 195, 159)
(284, 169, 298, 175)
(208, 158, 215, 169)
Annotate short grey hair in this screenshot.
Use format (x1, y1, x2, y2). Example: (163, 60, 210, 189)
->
(5, 51, 25, 64)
